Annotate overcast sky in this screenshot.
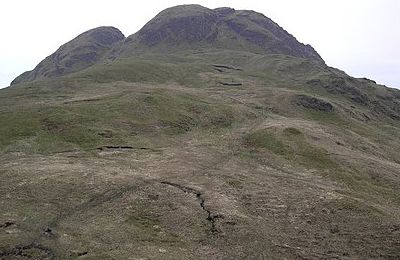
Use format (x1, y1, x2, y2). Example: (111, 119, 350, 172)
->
(0, 0, 399, 88)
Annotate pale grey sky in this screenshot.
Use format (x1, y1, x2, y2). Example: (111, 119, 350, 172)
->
(0, 0, 399, 88)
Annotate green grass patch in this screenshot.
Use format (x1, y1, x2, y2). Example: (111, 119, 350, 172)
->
(0, 87, 238, 154)
(245, 129, 287, 155)
(327, 198, 384, 216)
(0, 111, 40, 147)
(283, 127, 302, 135)
(244, 127, 337, 169)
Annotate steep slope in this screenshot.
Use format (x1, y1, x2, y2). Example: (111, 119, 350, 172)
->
(119, 5, 323, 62)
(11, 26, 125, 85)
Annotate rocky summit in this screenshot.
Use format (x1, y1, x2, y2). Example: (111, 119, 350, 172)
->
(1, 4, 400, 260)
(119, 5, 323, 62)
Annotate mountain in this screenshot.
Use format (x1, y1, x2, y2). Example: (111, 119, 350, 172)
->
(118, 5, 323, 62)
(11, 26, 125, 85)
(1, 5, 400, 260)
(12, 5, 322, 85)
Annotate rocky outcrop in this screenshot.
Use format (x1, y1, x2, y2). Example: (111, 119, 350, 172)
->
(307, 76, 369, 105)
(295, 94, 334, 112)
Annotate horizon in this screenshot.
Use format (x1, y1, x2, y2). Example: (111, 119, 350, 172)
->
(0, 0, 399, 88)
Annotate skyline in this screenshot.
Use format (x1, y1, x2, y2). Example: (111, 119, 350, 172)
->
(0, 0, 399, 88)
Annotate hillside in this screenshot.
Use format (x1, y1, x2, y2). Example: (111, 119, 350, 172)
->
(11, 26, 125, 85)
(1, 4, 400, 260)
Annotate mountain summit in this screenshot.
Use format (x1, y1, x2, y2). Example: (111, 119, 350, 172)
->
(12, 5, 323, 84)
(119, 5, 323, 62)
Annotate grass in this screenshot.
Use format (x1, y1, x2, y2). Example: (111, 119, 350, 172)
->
(244, 127, 337, 169)
(245, 129, 287, 155)
(2, 48, 400, 259)
(73, 58, 209, 88)
(327, 198, 384, 216)
(0, 111, 40, 147)
(0, 83, 238, 154)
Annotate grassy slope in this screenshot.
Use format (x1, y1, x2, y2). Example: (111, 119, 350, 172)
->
(1, 50, 400, 259)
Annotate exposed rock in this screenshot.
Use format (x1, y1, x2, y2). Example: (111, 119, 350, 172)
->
(295, 95, 334, 112)
(307, 77, 368, 104)
(70, 250, 89, 257)
(119, 5, 324, 63)
(0, 221, 15, 228)
(219, 81, 243, 86)
(136, 5, 218, 46)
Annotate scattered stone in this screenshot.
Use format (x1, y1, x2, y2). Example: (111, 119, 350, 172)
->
(0, 221, 15, 228)
(77, 251, 88, 257)
(70, 250, 89, 257)
(43, 227, 53, 236)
